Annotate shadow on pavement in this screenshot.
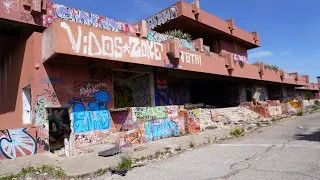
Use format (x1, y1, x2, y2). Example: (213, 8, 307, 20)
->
(295, 129, 320, 142)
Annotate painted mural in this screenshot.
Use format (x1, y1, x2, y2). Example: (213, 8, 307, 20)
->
(114, 79, 134, 108)
(117, 105, 185, 147)
(154, 70, 172, 106)
(186, 110, 201, 134)
(0, 128, 37, 159)
(133, 75, 151, 107)
(44, 2, 133, 34)
(70, 90, 111, 133)
(114, 74, 151, 108)
(31, 64, 115, 156)
(145, 119, 180, 142)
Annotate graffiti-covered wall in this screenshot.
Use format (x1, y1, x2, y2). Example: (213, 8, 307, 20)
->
(33, 63, 115, 155)
(239, 84, 268, 102)
(154, 69, 191, 106)
(114, 74, 151, 108)
(116, 106, 188, 147)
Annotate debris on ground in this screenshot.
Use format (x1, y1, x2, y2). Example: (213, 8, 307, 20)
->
(98, 146, 122, 157)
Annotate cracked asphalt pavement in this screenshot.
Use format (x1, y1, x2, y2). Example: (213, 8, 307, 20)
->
(111, 112, 320, 180)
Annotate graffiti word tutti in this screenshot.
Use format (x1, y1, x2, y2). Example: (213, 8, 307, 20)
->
(61, 22, 164, 61)
(146, 6, 178, 29)
(180, 51, 202, 66)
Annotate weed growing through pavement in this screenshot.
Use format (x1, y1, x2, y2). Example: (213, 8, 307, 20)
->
(116, 155, 133, 171)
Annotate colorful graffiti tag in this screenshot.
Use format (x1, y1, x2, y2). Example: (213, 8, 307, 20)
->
(147, 31, 195, 51)
(71, 90, 111, 133)
(145, 119, 180, 142)
(0, 128, 37, 159)
(146, 6, 178, 29)
(132, 106, 168, 121)
(44, 2, 132, 34)
(186, 110, 201, 134)
(114, 81, 134, 108)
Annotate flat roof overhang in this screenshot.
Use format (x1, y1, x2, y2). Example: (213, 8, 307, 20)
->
(145, 0, 259, 49)
(42, 19, 316, 89)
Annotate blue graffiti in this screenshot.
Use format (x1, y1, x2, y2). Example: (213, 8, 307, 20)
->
(72, 90, 111, 133)
(75, 11, 99, 27)
(55, 5, 73, 20)
(100, 18, 122, 32)
(145, 120, 180, 142)
(94, 90, 110, 103)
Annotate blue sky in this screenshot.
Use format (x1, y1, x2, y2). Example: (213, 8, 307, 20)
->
(53, 0, 320, 82)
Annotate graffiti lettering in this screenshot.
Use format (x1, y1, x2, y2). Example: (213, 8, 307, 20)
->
(186, 110, 200, 134)
(147, 31, 195, 51)
(132, 106, 168, 121)
(145, 120, 180, 142)
(146, 6, 178, 29)
(0, 128, 36, 159)
(35, 96, 48, 126)
(20, 12, 34, 22)
(39, 77, 64, 84)
(89, 68, 112, 82)
(3, 0, 19, 13)
(60, 21, 164, 61)
(44, 2, 132, 34)
(80, 82, 107, 96)
(180, 51, 202, 66)
(233, 54, 248, 63)
(114, 82, 134, 108)
(133, 75, 151, 107)
(32, 0, 41, 12)
(72, 90, 111, 133)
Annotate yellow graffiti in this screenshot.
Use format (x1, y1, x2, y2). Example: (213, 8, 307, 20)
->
(288, 99, 302, 109)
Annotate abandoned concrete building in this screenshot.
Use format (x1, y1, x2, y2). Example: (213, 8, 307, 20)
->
(0, 0, 319, 159)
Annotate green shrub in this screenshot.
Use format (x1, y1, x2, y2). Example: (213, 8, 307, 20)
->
(230, 128, 245, 137)
(304, 91, 315, 100)
(165, 29, 193, 42)
(296, 111, 304, 116)
(116, 155, 133, 171)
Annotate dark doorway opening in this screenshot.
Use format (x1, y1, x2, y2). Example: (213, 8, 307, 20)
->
(189, 79, 240, 108)
(246, 90, 253, 102)
(47, 108, 71, 156)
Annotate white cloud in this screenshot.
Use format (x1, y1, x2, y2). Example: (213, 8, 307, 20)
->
(248, 50, 273, 59)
